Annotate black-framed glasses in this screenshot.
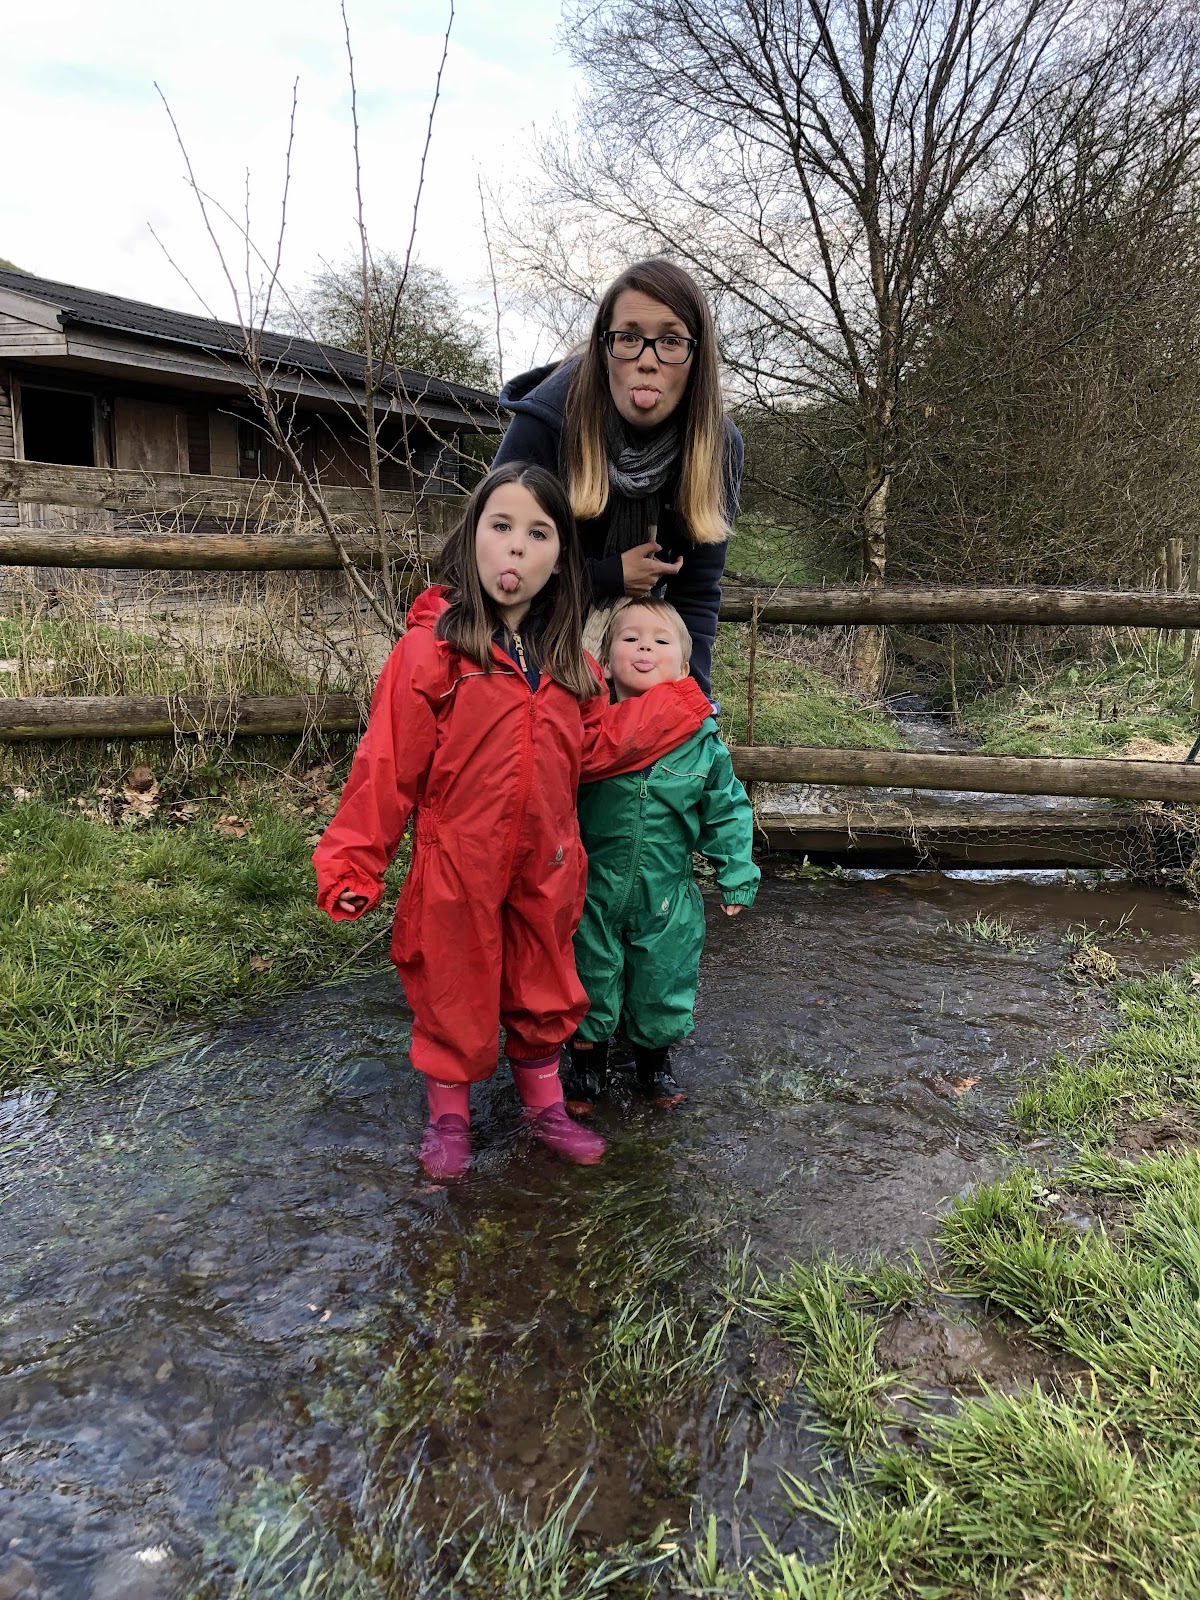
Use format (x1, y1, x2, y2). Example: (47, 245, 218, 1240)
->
(602, 329, 696, 365)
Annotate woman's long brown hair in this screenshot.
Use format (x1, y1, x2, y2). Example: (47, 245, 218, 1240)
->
(565, 258, 728, 545)
(436, 462, 598, 702)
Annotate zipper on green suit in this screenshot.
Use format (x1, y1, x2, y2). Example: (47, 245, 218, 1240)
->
(612, 774, 648, 922)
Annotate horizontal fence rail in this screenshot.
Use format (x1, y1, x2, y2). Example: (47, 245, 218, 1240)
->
(0, 694, 1194, 802)
(755, 808, 1149, 866)
(717, 584, 1200, 628)
(0, 695, 362, 741)
(2, 462, 1199, 626)
(0, 524, 424, 571)
(732, 746, 1198, 802)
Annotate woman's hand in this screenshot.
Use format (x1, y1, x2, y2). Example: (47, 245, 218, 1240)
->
(621, 541, 684, 596)
(722, 904, 744, 917)
(335, 891, 370, 915)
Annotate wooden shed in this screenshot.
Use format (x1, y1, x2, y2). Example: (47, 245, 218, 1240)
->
(0, 266, 501, 537)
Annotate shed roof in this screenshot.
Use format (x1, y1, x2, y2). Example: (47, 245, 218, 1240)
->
(0, 267, 500, 419)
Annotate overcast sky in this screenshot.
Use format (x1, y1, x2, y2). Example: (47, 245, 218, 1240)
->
(4, 0, 580, 369)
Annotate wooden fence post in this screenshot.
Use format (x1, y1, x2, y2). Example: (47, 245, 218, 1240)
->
(1167, 539, 1184, 649)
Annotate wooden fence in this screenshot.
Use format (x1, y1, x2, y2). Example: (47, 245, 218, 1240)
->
(1, 460, 1197, 829)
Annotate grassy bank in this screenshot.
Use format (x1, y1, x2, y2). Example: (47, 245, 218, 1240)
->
(0, 782, 400, 1092)
(713, 625, 902, 748)
(953, 643, 1195, 759)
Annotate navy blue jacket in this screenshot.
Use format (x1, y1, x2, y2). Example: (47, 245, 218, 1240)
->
(494, 359, 743, 697)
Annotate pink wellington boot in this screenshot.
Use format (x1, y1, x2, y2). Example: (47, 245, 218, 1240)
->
(525, 1103, 606, 1165)
(418, 1078, 472, 1178)
(419, 1114, 472, 1179)
(510, 1055, 606, 1165)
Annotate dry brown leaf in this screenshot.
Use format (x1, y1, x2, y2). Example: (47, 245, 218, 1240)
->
(125, 764, 157, 794)
(215, 815, 250, 838)
(947, 1075, 980, 1097)
(168, 800, 201, 824)
(304, 833, 323, 847)
(249, 955, 274, 973)
(317, 792, 341, 816)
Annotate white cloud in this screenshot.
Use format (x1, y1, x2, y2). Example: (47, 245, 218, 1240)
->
(3, 0, 579, 369)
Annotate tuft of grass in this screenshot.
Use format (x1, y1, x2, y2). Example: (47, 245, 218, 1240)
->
(753, 1261, 897, 1449)
(939, 914, 1036, 953)
(203, 1464, 674, 1600)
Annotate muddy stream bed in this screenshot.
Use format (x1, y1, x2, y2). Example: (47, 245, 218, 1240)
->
(1, 867, 1197, 1596)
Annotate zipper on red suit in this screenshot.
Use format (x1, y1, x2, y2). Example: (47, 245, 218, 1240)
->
(499, 637, 538, 884)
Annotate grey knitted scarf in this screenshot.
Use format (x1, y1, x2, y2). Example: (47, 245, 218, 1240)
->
(603, 410, 681, 557)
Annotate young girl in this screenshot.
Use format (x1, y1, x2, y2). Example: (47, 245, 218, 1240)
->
(314, 463, 711, 1180)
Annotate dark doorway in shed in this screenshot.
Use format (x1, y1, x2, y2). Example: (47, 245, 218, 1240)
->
(21, 386, 96, 466)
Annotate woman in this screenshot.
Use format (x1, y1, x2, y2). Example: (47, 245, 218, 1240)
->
(494, 258, 742, 697)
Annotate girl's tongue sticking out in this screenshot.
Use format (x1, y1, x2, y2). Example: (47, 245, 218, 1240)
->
(499, 570, 521, 594)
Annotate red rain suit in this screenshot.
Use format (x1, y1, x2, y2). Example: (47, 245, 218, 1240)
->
(314, 587, 712, 1084)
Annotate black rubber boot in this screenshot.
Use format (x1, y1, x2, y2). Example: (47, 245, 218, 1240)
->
(563, 1036, 610, 1116)
(634, 1045, 686, 1108)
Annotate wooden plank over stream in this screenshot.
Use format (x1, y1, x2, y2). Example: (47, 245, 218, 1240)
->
(755, 808, 1149, 868)
(732, 745, 1199, 802)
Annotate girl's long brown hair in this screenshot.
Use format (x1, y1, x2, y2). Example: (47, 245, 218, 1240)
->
(565, 258, 728, 545)
(436, 462, 598, 702)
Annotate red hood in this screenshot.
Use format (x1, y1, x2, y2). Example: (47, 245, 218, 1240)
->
(406, 586, 452, 631)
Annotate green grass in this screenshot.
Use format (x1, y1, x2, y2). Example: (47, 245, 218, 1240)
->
(1015, 965, 1200, 1138)
(743, 1159, 1200, 1598)
(733, 950, 1200, 1600)
(727, 512, 820, 588)
(713, 627, 903, 749)
(0, 793, 401, 1089)
(939, 914, 1037, 953)
(754, 1261, 895, 1449)
(200, 1467, 676, 1600)
(959, 645, 1195, 757)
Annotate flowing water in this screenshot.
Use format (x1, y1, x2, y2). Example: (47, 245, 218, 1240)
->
(0, 868, 1196, 1597)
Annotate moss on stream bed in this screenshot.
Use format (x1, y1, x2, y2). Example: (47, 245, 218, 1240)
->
(197, 955, 1200, 1599)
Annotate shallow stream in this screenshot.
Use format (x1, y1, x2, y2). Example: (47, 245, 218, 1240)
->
(0, 868, 1196, 1597)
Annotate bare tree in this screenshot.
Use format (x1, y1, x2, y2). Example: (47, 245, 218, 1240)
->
(152, 4, 480, 649)
(511, 0, 1187, 688)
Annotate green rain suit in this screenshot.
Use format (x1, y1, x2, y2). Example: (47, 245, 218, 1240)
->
(574, 717, 760, 1049)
